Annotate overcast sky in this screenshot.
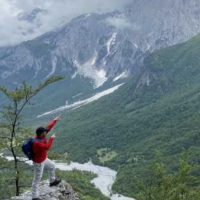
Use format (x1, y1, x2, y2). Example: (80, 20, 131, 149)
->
(0, 0, 132, 47)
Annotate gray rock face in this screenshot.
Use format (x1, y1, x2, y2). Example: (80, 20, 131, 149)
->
(10, 181, 81, 200)
(2, 0, 200, 89)
(124, 0, 200, 50)
(0, 12, 140, 89)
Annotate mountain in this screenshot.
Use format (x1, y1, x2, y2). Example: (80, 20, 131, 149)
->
(51, 33, 200, 197)
(1, 0, 200, 117)
(0, 12, 135, 116)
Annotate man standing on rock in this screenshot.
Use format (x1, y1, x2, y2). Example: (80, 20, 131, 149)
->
(32, 115, 61, 200)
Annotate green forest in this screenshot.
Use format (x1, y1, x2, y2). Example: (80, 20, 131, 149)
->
(51, 33, 200, 198)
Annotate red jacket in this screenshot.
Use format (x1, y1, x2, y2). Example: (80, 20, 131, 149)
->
(32, 119, 57, 163)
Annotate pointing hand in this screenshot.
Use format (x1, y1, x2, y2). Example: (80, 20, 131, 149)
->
(54, 114, 61, 121)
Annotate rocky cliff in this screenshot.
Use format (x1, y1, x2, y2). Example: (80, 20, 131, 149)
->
(10, 181, 80, 200)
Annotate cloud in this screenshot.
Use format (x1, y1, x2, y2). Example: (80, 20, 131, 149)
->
(106, 16, 139, 30)
(0, 0, 132, 47)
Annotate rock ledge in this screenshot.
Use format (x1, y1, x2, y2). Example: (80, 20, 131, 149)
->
(10, 180, 81, 200)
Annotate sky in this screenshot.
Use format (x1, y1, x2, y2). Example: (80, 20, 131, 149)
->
(0, 0, 132, 47)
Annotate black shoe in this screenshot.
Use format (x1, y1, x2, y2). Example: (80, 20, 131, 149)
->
(50, 179, 61, 187)
(32, 198, 42, 200)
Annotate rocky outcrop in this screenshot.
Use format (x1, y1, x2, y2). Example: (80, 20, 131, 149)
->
(10, 181, 81, 200)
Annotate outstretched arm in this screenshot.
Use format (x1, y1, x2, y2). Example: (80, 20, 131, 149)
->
(46, 115, 60, 134)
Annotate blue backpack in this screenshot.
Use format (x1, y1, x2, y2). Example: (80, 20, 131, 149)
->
(22, 138, 41, 160)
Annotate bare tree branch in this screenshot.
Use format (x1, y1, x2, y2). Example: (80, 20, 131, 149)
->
(0, 136, 11, 141)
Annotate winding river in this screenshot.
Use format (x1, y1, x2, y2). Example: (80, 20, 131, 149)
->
(54, 161, 135, 200)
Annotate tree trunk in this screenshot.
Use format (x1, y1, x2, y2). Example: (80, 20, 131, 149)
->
(14, 155, 20, 196)
(16, 170, 20, 196)
(11, 146, 20, 196)
(14, 158, 20, 196)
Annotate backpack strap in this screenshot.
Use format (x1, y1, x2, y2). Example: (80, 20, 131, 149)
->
(32, 138, 42, 143)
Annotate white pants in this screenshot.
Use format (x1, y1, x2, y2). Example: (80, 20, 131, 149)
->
(32, 158, 56, 199)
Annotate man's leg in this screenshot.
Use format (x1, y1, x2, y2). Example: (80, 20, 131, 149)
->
(43, 158, 56, 183)
(32, 162, 44, 199)
(44, 158, 61, 186)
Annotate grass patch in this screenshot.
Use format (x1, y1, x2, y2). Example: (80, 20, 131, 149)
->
(97, 148, 118, 163)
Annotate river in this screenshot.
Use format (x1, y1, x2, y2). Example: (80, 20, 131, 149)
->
(54, 161, 135, 200)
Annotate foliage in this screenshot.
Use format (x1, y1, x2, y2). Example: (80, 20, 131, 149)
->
(138, 151, 200, 200)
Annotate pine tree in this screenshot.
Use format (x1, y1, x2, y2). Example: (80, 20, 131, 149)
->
(138, 150, 200, 200)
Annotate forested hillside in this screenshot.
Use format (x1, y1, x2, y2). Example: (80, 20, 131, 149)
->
(53, 33, 200, 197)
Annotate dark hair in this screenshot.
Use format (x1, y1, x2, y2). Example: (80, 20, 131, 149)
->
(36, 127, 48, 136)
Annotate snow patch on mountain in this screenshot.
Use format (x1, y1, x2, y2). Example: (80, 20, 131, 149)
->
(33, 60, 42, 78)
(84, 13, 92, 18)
(146, 41, 151, 51)
(72, 93, 83, 98)
(73, 59, 108, 88)
(46, 56, 57, 78)
(107, 32, 117, 55)
(91, 52, 98, 66)
(37, 83, 123, 118)
(113, 71, 129, 82)
(132, 43, 138, 48)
